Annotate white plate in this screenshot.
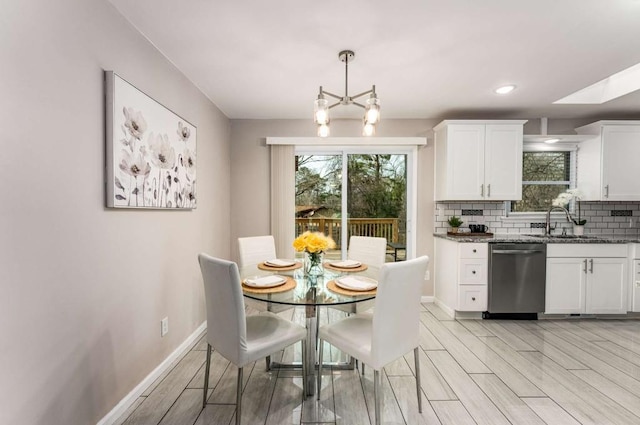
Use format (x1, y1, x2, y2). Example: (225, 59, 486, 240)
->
(264, 259, 296, 267)
(244, 275, 287, 288)
(330, 260, 362, 268)
(335, 276, 377, 291)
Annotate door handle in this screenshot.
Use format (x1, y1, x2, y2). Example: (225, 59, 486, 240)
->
(589, 258, 594, 273)
(492, 250, 545, 255)
(583, 259, 587, 274)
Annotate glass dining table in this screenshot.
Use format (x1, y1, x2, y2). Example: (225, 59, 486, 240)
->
(240, 262, 379, 396)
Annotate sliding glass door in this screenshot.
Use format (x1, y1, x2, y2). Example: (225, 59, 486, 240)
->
(295, 147, 414, 262)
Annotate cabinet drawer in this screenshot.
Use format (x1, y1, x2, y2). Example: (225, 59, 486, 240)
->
(459, 243, 488, 259)
(458, 285, 487, 311)
(459, 260, 487, 284)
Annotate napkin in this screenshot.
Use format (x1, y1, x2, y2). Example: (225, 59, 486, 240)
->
(245, 275, 285, 287)
(330, 260, 361, 268)
(336, 276, 377, 291)
(265, 259, 295, 267)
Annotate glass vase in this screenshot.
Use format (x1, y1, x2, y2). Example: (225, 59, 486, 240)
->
(573, 224, 585, 236)
(304, 251, 324, 281)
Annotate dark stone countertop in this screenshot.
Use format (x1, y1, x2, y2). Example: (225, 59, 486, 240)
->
(433, 232, 640, 244)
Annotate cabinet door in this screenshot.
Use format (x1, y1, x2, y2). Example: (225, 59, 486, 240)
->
(586, 258, 627, 314)
(444, 125, 485, 200)
(545, 258, 586, 314)
(602, 125, 640, 201)
(484, 124, 523, 200)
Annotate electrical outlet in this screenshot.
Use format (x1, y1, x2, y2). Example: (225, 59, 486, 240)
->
(161, 317, 169, 337)
(424, 270, 430, 280)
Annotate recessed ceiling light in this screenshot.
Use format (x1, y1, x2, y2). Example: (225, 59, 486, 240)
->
(495, 85, 516, 95)
(544, 138, 560, 144)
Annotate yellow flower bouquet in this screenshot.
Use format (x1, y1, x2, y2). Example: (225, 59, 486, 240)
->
(293, 231, 336, 279)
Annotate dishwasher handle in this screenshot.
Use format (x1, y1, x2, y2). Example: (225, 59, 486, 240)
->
(492, 249, 545, 255)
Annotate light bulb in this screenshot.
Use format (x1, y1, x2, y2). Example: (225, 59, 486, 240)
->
(318, 123, 330, 137)
(314, 98, 329, 125)
(365, 97, 380, 124)
(363, 122, 375, 137)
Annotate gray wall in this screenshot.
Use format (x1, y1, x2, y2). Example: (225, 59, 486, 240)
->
(0, 1, 230, 424)
(229, 119, 438, 295)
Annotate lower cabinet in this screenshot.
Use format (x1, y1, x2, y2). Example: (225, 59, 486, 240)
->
(435, 238, 488, 315)
(546, 244, 628, 314)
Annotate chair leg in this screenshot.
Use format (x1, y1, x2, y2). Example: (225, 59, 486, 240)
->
(236, 367, 243, 425)
(301, 340, 308, 398)
(317, 339, 324, 400)
(265, 355, 271, 371)
(374, 369, 381, 425)
(203, 344, 212, 408)
(414, 347, 422, 413)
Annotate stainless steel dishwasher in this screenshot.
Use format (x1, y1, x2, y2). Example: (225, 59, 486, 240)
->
(484, 243, 546, 319)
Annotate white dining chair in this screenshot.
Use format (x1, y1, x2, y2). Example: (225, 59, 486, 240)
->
(198, 254, 307, 425)
(347, 236, 388, 268)
(238, 235, 293, 314)
(237, 235, 277, 269)
(332, 236, 387, 316)
(317, 256, 429, 425)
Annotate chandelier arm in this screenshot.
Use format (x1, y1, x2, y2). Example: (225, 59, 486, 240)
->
(322, 90, 342, 100)
(327, 101, 342, 109)
(350, 88, 374, 101)
(351, 102, 366, 109)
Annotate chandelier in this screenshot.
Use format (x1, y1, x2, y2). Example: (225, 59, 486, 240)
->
(314, 50, 380, 137)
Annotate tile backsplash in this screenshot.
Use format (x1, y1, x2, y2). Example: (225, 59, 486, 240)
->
(435, 201, 640, 236)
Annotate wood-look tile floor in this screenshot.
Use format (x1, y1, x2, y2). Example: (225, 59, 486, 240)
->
(115, 303, 640, 425)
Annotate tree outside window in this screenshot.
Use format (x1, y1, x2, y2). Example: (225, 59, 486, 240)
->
(511, 151, 572, 213)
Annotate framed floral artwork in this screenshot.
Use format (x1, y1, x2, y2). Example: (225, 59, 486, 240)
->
(105, 71, 197, 209)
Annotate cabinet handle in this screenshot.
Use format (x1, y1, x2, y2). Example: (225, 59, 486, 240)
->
(583, 259, 588, 274)
(473, 249, 477, 253)
(487, 184, 491, 197)
(472, 270, 476, 274)
(471, 297, 476, 301)
(589, 258, 594, 274)
(480, 184, 484, 197)
(605, 185, 609, 198)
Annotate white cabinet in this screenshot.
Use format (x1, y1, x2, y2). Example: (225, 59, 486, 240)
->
(545, 244, 628, 314)
(434, 120, 526, 201)
(434, 238, 488, 316)
(576, 121, 640, 201)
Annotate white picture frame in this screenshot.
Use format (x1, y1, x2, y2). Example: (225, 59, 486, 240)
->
(105, 71, 197, 209)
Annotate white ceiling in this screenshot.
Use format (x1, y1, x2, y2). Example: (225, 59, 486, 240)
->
(109, 0, 640, 122)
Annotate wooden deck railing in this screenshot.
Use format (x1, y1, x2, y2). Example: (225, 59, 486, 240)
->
(295, 218, 401, 249)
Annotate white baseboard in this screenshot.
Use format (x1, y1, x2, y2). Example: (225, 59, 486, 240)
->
(97, 321, 207, 425)
(433, 298, 456, 319)
(421, 296, 434, 304)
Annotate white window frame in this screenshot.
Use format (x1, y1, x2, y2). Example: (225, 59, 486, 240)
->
(504, 142, 578, 223)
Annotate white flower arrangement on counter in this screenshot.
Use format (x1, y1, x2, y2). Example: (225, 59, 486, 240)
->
(552, 188, 586, 225)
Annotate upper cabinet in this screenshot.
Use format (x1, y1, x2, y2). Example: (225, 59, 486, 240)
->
(434, 120, 527, 201)
(576, 121, 640, 201)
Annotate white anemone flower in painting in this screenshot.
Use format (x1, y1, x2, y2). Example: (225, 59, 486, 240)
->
(123, 107, 147, 140)
(182, 148, 196, 176)
(177, 121, 191, 141)
(148, 133, 176, 169)
(118, 150, 152, 207)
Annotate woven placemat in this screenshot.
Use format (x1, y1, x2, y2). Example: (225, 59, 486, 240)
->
(257, 262, 302, 272)
(323, 262, 368, 272)
(326, 280, 377, 296)
(242, 277, 296, 294)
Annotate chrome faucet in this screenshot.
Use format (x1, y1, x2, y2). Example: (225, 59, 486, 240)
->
(545, 206, 572, 236)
